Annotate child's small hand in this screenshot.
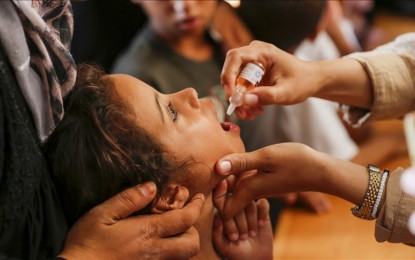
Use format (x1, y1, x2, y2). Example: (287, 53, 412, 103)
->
(213, 179, 273, 260)
(213, 177, 252, 241)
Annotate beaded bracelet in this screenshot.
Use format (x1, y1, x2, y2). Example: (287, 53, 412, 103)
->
(351, 164, 381, 220)
(371, 169, 389, 219)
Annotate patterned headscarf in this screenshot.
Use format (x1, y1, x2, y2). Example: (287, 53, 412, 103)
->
(0, 0, 76, 141)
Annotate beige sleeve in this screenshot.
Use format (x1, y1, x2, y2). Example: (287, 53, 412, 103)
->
(341, 36, 415, 126)
(375, 168, 415, 244)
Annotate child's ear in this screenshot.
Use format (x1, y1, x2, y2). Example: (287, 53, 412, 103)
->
(151, 184, 190, 214)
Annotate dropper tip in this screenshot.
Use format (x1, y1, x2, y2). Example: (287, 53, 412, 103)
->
(226, 103, 236, 116)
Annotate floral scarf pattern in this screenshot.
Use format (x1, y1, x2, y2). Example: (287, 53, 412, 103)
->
(5, 0, 76, 141)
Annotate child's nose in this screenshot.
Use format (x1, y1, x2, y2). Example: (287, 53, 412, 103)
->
(181, 88, 199, 109)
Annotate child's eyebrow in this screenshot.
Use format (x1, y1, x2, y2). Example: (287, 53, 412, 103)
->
(154, 92, 165, 124)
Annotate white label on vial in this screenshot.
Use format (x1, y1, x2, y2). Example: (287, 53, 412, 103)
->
(239, 63, 264, 86)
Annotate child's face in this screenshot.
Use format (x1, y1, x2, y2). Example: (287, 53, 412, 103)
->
(139, 0, 217, 36)
(110, 74, 244, 194)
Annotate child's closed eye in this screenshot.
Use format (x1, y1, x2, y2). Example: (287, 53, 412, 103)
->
(168, 102, 179, 121)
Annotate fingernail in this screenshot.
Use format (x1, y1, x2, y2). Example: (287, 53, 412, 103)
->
(258, 219, 265, 227)
(218, 161, 231, 174)
(249, 230, 257, 237)
(245, 94, 258, 106)
(137, 182, 156, 196)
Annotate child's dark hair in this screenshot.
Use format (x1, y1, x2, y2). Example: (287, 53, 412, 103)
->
(44, 64, 176, 225)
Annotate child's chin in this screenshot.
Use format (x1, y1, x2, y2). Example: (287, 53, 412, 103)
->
(235, 142, 245, 153)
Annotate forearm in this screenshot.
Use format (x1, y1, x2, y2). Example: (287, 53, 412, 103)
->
(313, 151, 368, 205)
(311, 58, 373, 109)
(316, 34, 415, 122)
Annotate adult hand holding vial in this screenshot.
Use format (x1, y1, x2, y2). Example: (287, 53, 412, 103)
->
(221, 41, 320, 120)
(226, 62, 265, 116)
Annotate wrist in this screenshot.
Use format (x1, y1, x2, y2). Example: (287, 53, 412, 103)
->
(313, 60, 338, 101)
(296, 145, 329, 192)
(311, 150, 335, 193)
(298, 60, 326, 100)
(314, 58, 373, 108)
(314, 152, 367, 204)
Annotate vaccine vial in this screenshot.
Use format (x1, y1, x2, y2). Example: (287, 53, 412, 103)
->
(226, 62, 265, 115)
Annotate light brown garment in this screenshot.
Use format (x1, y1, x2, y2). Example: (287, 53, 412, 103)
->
(375, 168, 415, 244)
(344, 33, 415, 244)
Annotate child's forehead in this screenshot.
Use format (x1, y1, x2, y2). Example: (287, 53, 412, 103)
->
(110, 74, 149, 89)
(109, 75, 152, 103)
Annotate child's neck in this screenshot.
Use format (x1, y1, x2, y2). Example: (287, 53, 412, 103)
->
(191, 193, 221, 260)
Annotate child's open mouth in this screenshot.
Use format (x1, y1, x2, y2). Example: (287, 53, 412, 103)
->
(221, 122, 240, 134)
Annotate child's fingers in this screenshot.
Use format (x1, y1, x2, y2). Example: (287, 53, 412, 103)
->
(232, 208, 249, 240)
(254, 199, 274, 259)
(256, 198, 270, 227)
(213, 179, 228, 213)
(212, 213, 227, 253)
(244, 201, 258, 237)
(224, 217, 239, 242)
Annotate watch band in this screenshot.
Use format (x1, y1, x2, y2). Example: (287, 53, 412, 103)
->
(351, 164, 381, 220)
